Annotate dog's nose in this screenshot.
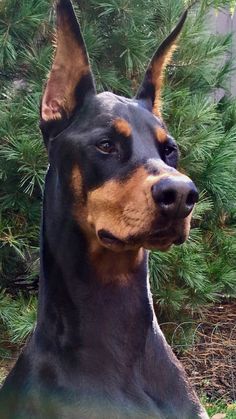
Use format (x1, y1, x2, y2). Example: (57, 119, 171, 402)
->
(151, 176, 199, 219)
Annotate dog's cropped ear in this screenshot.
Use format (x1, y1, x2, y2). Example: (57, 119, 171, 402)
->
(135, 11, 187, 118)
(40, 0, 95, 139)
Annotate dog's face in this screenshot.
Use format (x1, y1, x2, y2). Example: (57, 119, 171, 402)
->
(40, 0, 198, 252)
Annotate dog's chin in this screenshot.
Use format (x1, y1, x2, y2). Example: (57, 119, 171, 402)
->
(143, 236, 186, 251)
(97, 228, 189, 252)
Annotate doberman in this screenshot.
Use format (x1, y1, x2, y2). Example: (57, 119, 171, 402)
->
(0, 1, 209, 418)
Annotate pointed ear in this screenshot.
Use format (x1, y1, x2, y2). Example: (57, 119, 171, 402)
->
(41, 0, 95, 125)
(135, 11, 187, 118)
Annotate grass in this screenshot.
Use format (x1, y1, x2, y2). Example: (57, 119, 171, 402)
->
(204, 399, 236, 418)
(0, 367, 7, 386)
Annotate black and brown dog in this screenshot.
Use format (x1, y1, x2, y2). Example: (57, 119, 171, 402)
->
(0, 1, 209, 418)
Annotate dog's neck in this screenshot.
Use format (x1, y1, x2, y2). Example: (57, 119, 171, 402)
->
(37, 234, 154, 372)
(36, 170, 154, 364)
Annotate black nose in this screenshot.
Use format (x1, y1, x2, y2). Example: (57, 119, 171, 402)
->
(151, 176, 199, 219)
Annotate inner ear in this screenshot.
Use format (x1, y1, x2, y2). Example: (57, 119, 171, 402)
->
(135, 10, 187, 118)
(41, 0, 96, 126)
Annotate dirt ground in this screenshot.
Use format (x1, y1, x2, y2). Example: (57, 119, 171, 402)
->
(175, 301, 236, 402)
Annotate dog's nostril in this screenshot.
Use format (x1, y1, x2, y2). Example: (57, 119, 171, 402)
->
(161, 189, 176, 206)
(186, 189, 199, 207)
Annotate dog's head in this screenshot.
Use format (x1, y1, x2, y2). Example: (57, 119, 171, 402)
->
(40, 0, 198, 252)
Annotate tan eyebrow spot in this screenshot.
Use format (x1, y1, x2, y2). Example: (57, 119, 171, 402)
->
(113, 118, 132, 137)
(156, 126, 168, 143)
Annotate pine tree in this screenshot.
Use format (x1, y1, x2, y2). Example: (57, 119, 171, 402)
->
(0, 0, 51, 289)
(0, 0, 236, 334)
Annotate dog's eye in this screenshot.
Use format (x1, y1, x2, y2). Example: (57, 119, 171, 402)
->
(96, 140, 117, 154)
(161, 142, 178, 169)
(164, 144, 176, 157)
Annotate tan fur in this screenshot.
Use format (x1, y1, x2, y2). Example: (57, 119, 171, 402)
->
(41, 13, 89, 121)
(89, 245, 144, 283)
(74, 167, 191, 247)
(71, 166, 156, 240)
(87, 168, 158, 242)
(71, 166, 89, 229)
(71, 166, 146, 283)
(152, 44, 177, 117)
(71, 165, 193, 280)
(113, 118, 132, 137)
(71, 166, 83, 198)
(156, 126, 168, 143)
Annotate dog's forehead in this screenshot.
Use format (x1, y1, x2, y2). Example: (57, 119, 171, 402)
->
(92, 91, 163, 129)
(96, 91, 132, 110)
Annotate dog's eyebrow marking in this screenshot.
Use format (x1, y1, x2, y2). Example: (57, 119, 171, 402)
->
(113, 118, 132, 137)
(155, 126, 168, 143)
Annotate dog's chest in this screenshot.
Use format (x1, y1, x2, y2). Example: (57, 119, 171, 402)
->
(2, 380, 165, 419)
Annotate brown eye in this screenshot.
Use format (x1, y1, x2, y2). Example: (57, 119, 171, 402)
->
(96, 140, 117, 154)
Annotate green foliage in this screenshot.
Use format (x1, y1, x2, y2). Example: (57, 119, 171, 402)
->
(0, 291, 37, 344)
(202, 397, 236, 418)
(0, 0, 50, 285)
(0, 0, 236, 333)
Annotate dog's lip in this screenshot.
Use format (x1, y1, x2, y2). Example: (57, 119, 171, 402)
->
(146, 225, 175, 241)
(97, 229, 124, 246)
(147, 229, 187, 246)
(97, 227, 182, 248)
(145, 234, 173, 248)
(148, 227, 171, 239)
(173, 235, 186, 245)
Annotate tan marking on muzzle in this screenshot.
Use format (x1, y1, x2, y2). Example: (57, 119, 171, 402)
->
(86, 168, 163, 241)
(71, 165, 194, 252)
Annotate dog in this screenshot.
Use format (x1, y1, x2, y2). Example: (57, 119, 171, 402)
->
(0, 1, 209, 418)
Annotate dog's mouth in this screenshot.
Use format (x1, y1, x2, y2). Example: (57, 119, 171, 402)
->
(98, 230, 125, 246)
(97, 225, 188, 251)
